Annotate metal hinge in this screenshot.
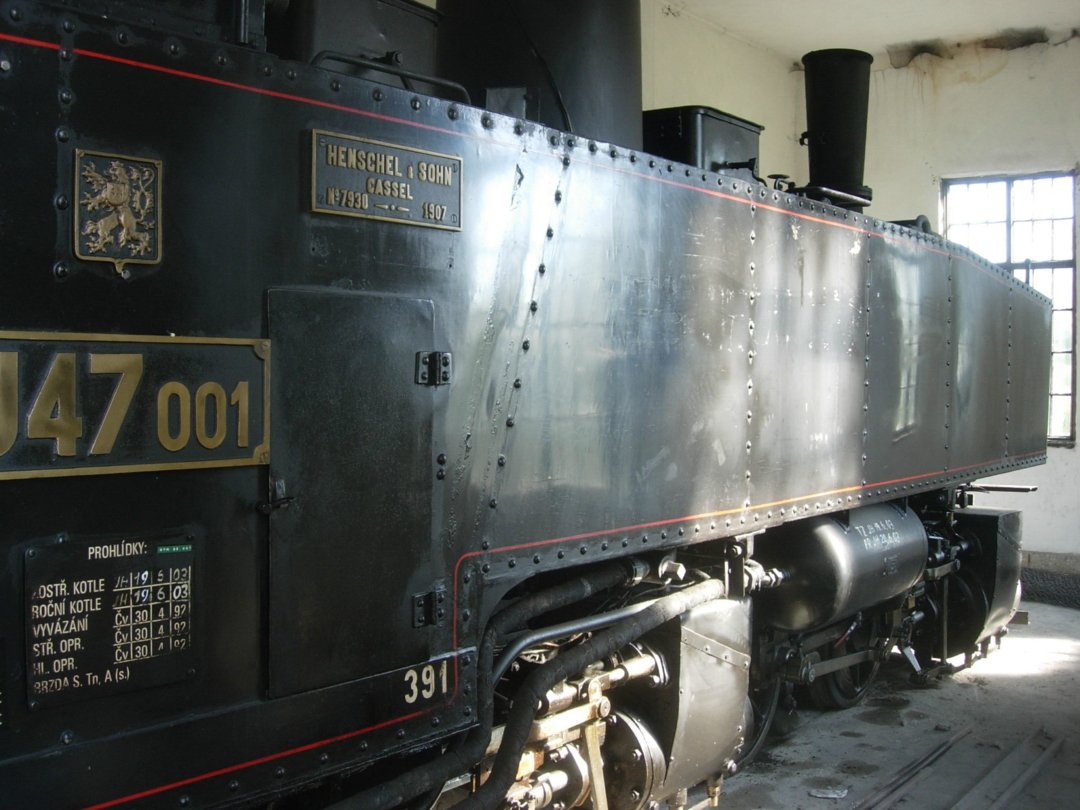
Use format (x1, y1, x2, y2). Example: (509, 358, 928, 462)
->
(412, 587, 447, 628)
(415, 351, 452, 386)
(258, 478, 295, 515)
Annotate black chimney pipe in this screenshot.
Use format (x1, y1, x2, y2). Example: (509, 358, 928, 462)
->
(801, 49, 874, 210)
(437, 0, 643, 150)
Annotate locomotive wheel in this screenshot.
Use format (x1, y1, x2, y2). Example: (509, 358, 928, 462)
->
(807, 652, 878, 710)
(806, 616, 889, 710)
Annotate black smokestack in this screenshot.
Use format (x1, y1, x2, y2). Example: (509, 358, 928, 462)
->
(801, 49, 874, 210)
(437, 0, 643, 150)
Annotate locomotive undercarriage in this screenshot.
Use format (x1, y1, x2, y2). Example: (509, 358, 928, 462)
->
(385, 490, 1022, 810)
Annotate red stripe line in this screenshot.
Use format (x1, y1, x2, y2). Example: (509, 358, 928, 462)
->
(626, 171, 1020, 288)
(0, 31, 61, 50)
(82, 708, 432, 810)
(68, 45, 461, 137)
(0, 31, 1043, 297)
(450, 448, 1045, 648)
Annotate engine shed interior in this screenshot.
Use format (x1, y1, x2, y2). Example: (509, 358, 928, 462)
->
(0, 1, 1078, 809)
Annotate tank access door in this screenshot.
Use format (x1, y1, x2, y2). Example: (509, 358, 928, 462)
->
(266, 288, 439, 697)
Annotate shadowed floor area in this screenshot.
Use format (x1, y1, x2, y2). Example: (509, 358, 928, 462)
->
(703, 601, 1080, 809)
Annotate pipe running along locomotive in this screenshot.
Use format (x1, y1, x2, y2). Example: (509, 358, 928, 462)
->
(0, 1, 1051, 808)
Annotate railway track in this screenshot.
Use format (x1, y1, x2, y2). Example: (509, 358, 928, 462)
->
(853, 727, 1065, 809)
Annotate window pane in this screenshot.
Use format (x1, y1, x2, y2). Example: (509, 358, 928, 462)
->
(1053, 219, 1074, 261)
(1012, 220, 1032, 263)
(970, 222, 1007, 263)
(1050, 395, 1072, 437)
(1053, 266, 1074, 310)
(1052, 352, 1072, 395)
(1012, 179, 1034, 221)
(1052, 176, 1074, 218)
(1031, 267, 1054, 298)
(946, 223, 968, 247)
(1014, 268, 1029, 283)
(947, 185, 971, 224)
(1030, 219, 1054, 262)
(1053, 311, 1073, 352)
(1034, 177, 1058, 219)
(979, 181, 1008, 222)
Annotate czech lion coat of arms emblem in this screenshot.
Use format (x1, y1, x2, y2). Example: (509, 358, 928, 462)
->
(75, 150, 162, 274)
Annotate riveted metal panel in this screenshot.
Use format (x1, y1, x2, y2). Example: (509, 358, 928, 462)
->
(863, 237, 950, 486)
(748, 204, 867, 513)
(947, 259, 1011, 471)
(1008, 287, 1052, 458)
(468, 162, 755, 563)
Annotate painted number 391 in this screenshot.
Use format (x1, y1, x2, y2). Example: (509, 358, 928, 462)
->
(403, 660, 449, 705)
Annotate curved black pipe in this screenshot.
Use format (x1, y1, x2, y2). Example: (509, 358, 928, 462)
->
(311, 50, 472, 104)
(327, 560, 638, 810)
(457, 577, 726, 810)
(508, 0, 574, 133)
(493, 598, 657, 682)
(734, 677, 781, 768)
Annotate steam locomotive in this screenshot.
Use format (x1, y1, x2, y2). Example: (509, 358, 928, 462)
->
(0, 1, 1051, 808)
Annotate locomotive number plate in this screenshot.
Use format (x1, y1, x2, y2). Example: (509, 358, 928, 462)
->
(311, 130, 462, 231)
(0, 331, 269, 479)
(25, 534, 195, 707)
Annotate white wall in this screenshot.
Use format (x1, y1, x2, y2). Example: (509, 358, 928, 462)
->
(864, 40, 1080, 555)
(639, 0, 801, 182)
(865, 41, 1080, 222)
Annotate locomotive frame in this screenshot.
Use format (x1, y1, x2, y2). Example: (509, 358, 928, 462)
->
(0, 2, 1052, 808)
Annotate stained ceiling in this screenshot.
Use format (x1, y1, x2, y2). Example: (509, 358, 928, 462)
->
(671, 0, 1080, 66)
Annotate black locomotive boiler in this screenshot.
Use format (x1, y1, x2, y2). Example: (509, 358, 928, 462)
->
(0, 1, 1052, 808)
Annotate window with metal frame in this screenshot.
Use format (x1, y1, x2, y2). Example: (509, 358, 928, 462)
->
(943, 172, 1077, 445)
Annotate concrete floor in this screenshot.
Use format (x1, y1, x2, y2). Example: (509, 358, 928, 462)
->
(709, 601, 1080, 809)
